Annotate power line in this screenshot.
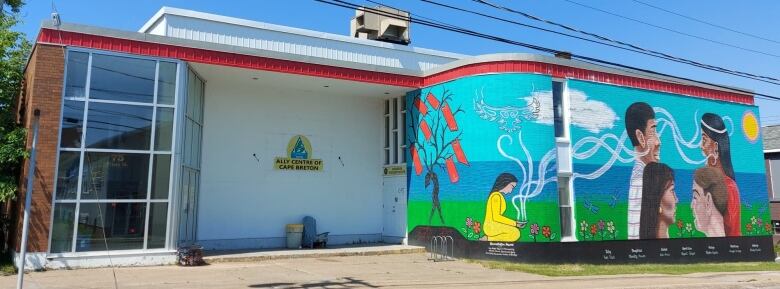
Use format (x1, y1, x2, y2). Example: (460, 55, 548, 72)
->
(314, 0, 780, 101)
(432, 0, 780, 85)
(561, 0, 780, 59)
(631, 0, 780, 45)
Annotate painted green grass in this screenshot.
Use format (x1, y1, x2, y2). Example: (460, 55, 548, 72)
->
(470, 259, 780, 276)
(411, 198, 773, 244)
(575, 201, 772, 241)
(409, 200, 561, 242)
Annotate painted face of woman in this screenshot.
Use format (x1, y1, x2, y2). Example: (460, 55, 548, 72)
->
(660, 181, 677, 225)
(500, 182, 517, 194)
(700, 133, 718, 166)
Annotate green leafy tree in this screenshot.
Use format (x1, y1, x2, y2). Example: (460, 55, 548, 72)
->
(0, 0, 31, 202)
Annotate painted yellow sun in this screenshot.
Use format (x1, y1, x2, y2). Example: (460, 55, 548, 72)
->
(742, 111, 759, 142)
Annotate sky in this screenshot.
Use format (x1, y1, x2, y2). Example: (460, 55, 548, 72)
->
(11, 0, 780, 126)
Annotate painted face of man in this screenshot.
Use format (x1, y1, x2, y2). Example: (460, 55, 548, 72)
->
(636, 118, 660, 164)
(691, 181, 710, 229)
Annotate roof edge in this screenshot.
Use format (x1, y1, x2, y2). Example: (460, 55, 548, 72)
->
(139, 6, 170, 33)
(422, 53, 754, 97)
(137, 6, 468, 60)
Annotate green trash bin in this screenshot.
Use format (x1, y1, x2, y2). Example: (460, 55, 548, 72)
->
(286, 224, 304, 249)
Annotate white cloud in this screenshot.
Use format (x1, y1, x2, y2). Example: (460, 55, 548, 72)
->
(525, 89, 618, 134)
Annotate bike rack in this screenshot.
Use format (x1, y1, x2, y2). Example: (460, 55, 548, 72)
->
(429, 235, 455, 262)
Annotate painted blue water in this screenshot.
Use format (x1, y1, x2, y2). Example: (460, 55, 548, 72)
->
(408, 160, 559, 202)
(573, 163, 769, 206)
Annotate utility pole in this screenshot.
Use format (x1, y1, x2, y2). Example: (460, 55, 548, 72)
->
(16, 109, 41, 289)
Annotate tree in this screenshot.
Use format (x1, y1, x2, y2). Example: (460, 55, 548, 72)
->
(408, 89, 469, 224)
(0, 2, 31, 202)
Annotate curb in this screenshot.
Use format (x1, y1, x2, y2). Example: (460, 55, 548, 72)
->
(204, 246, 427, 263)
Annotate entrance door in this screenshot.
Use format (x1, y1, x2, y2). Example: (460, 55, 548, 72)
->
(178, 168, 199, 245)
(382, 175, 407, 243)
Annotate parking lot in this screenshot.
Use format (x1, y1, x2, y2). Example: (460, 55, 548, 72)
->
(2, 253, 780, 289)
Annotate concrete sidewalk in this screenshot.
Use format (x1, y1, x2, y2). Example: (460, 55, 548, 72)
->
(2, 253, 779, 289)
(204, 244, 426, 263)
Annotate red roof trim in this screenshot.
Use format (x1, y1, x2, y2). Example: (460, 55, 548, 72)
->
(38, 28, 421, 88)
(38, 28, 753, 105)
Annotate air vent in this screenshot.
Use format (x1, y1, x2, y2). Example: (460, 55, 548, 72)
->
(350, 6, 410, 45)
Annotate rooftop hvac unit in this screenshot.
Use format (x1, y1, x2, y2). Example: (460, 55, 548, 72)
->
(350, 6, 410, 45)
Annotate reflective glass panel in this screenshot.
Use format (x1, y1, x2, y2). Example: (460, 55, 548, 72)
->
(60, 100, 84, 148)
(157, 62, 176, 105)
(50, 203, 76, 253)
(154, 107, 174, 151)
(147, 202, 168, 249)
(64, 52, 88, 99)
(85, 102, 152, 150)
(75, 202, 146, 252)
(151, 154, 171, 199)
(56, 151, 80, 200)
(81, 152, 149, 199)
(90, 54, 155, 103)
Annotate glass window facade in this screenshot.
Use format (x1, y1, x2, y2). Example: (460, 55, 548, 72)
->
(771, 158, 780, 199)
(178, 69, 204, 245)
(50, 50, 178, 253)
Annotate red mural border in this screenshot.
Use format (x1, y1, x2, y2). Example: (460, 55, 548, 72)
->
(38, 28, 753, 105)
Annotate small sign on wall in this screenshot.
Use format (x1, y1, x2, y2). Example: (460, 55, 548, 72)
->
(383, 165, 406, 176)
(274, 135, 323, 171)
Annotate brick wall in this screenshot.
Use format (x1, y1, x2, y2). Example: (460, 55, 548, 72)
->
(12, 44, 64, 253)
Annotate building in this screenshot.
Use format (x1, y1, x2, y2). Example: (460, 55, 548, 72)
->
(764, 125, 780, 244)
(8, 7, 774, 269)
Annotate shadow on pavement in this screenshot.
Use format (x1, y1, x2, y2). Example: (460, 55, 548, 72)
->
(249, 277, 378, 288)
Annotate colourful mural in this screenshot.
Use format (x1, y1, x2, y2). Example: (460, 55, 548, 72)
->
(407, 74, 562, 243)
(568, 80, 772, 241)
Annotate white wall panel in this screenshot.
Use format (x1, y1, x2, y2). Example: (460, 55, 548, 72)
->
(197, 78, 384, 249)
(149, 14, 460, 72)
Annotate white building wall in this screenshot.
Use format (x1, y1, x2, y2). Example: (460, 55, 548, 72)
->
(197, 79, 384, 250)
(142, 8, 464, 72)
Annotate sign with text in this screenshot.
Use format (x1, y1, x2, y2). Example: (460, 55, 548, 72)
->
(274, 135, 323, 171)
(383, 165, 406, 176)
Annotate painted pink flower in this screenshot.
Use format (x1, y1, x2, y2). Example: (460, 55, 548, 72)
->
(530, 223, 539, 236)
(597, 220, 605, 231)
(466, 217, 473, 227)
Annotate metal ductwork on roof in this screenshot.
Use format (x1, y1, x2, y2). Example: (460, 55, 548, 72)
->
(350, 6, 410, 45)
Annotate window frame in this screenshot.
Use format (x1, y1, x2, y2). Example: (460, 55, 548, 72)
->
(382, 95, 407, 167)
(47, 48, 182, 256)
(769, 156, 780, 201)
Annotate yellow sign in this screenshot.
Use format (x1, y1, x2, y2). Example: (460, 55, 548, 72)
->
(383, 165, 406, 176)
(274, 135, 323, 171)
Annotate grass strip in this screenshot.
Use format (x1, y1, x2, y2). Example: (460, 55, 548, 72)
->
(469, 260, 780, 277)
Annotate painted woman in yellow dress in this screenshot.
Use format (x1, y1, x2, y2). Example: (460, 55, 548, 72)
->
(483, 173, 524, 242)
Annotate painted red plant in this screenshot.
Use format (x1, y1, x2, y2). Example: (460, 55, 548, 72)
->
(409, 89, 467, 224)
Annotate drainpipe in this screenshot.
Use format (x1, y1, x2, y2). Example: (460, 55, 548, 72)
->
(17, 109, 40, 289)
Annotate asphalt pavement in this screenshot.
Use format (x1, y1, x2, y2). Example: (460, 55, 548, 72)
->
(2, 253, 780, 289)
